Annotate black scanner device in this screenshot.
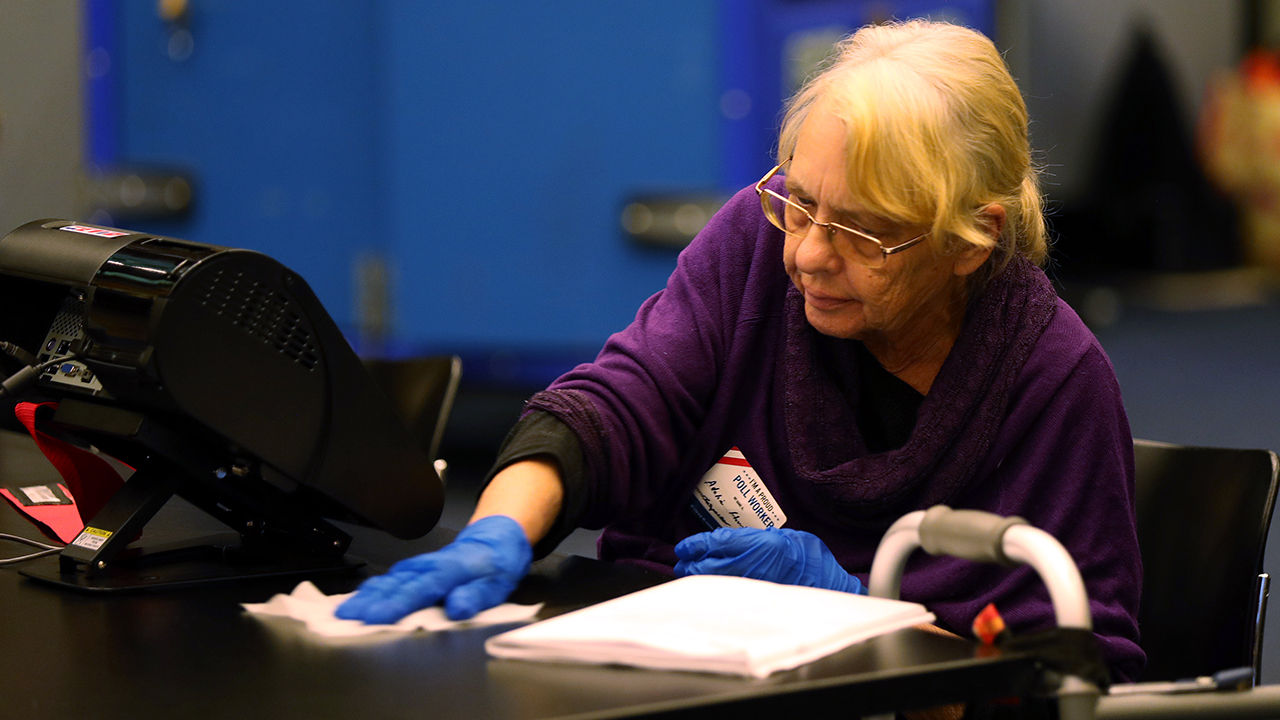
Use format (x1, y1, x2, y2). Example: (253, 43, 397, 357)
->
(0, 219, 445, 590)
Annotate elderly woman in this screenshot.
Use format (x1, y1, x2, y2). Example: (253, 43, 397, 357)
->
(340, 20, 1144, 681)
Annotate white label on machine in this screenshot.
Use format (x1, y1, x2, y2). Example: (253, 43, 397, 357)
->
(59, 225, 130, 238)
(18, 485, 60, 504)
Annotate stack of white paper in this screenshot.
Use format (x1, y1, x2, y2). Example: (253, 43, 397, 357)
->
(485, 574, 935, 678)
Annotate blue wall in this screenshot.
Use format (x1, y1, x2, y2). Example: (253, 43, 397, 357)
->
(378, 1, 720, 351)
(111, 3, 385, 329)
(93, 0, 992, 382)
(102, 1, 721, 366)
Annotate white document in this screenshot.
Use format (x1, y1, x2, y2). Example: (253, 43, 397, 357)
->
(242, 580, 542, 638)
(485, 575, 935, 678)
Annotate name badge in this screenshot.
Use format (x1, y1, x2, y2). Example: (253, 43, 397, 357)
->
(689, 447, 787, 530)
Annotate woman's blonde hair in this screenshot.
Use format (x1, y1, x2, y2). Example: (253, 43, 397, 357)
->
(778, 20, 1048, 276)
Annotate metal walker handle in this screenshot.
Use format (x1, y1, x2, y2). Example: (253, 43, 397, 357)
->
(868, 505, 1099, 720)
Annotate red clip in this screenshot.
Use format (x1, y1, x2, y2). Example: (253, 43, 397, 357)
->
(972, 602, 1008, 646)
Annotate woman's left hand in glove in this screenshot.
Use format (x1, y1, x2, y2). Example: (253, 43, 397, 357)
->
(674, 526, 866, 594)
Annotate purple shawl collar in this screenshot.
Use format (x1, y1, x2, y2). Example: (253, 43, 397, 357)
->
(783, 256, 1059, 524)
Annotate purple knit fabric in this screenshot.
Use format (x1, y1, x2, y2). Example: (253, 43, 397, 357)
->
(526, 180, 1144, 681)
(781, 252, 1057, 518)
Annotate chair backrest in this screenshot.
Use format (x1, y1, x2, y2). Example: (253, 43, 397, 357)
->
(1132, 439, 1279, 684)
(363, 355, 462, 462)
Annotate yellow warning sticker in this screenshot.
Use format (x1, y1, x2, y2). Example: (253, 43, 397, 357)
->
(71, 526, 113, 550)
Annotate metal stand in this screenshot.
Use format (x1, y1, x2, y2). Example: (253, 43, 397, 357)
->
(19, 401, 362, 593)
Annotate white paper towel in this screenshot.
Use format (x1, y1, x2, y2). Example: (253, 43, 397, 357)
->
(242, 580, 542, 638)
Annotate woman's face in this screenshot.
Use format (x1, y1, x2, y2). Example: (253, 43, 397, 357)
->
(781, 106, 971, 349)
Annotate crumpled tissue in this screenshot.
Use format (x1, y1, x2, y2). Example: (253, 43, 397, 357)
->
(242, 580, 542, 638)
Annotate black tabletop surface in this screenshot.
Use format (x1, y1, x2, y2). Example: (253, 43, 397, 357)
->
(0, 432, 1049, 720)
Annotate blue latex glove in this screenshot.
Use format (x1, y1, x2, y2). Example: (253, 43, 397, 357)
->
(674, 527, 866, 595)
(336, 515, 533, 623)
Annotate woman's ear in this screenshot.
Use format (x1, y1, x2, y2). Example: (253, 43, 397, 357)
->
(953, 204, 1004, 277)
(978, 203, 1006, 240)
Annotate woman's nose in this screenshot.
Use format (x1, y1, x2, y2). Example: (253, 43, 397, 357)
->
(792, 223, 841, 275)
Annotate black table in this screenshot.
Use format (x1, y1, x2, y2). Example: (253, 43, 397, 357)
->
(0, 434, 1056, 720)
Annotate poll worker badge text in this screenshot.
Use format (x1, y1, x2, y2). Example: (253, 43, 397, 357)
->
(689, 447, 787, 530)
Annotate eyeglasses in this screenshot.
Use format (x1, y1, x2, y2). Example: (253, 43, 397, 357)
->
(754, 161, 929, 268)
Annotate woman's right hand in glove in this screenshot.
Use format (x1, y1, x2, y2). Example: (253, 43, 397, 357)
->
(335, 514, 533, 623)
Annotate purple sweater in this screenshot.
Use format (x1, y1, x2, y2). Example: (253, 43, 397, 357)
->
(527, 183, 1144, 681)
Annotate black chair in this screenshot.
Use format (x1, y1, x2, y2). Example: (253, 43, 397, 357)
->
(364, 355, 462, 476)
(1132, 439, 1279, 684)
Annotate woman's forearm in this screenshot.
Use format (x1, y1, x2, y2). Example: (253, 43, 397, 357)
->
(469, 457, 565, 545)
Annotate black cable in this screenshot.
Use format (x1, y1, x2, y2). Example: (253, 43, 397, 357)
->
(0, 342, 36, 367)
(0, 353, 79, 401)
(34, 354, 79, 373)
